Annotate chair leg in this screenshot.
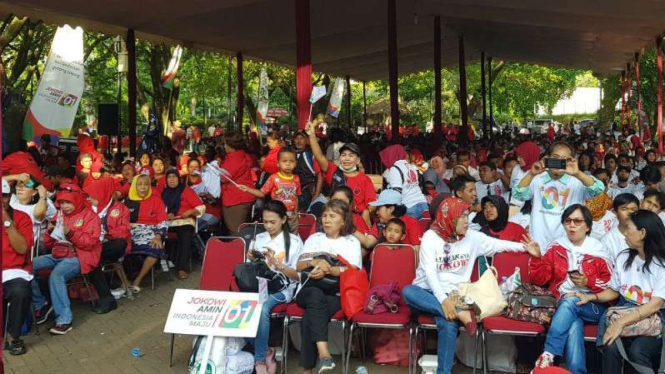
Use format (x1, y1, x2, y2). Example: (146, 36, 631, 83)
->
(115, 264, 133, 300)
(282, 316, 289, 374)
(169, 333, 175, 367)
(341, 320, 347, 374)
(412, 325, 420, 374)
(482, 330, 488, 374)
(82, 274, 97, 308)
(408, 325, 413, 374)
(346, 323, 355, 374)
(473, 327, 480, 374)
(4, 302, 10, 348)
(151, 267, 155, 291)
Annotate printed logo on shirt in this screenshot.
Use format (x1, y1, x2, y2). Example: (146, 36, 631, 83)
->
(74, 218, 84, 227)
(622, 284, 652, 304)
(110, 209, 120, 218)
(407, 169, 418, 184)
(540, 186, 571, 210)
(436, 253, 470, 271)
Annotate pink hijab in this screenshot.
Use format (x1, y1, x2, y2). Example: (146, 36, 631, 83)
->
(379, 144, 407, 168)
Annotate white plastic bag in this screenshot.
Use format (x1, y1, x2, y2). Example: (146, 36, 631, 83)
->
(189, 336, 250, 374)
(499, 267, 522, 300)
(455, 334, 517, 373)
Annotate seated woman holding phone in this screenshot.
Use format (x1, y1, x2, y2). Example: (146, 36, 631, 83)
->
(512, 141, 605, 252)
(295, 200, 362, 374)
(529, 204, 613, 374)
(247, 200, 303, 374)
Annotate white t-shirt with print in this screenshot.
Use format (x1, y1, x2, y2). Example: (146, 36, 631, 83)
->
(10, 194, 56, 244)
(601, 227, 629, 261)
(611, 251, 665, 306)
(250, 231, 304, 301)
(476, 180, 508, 202)
(589, 210, 617, 240)
(299, 232, 362, 269)
(385, 160, 427, 208)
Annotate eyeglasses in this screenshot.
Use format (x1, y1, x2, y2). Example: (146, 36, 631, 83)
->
(564, 218, 585, 226)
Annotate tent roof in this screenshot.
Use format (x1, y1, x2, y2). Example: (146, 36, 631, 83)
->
(2, 0, 664, 81)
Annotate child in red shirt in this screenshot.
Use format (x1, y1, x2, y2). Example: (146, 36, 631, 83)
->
(239, 148, 301, 234)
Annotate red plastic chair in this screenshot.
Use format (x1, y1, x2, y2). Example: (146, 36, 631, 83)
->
(298, 213, 317, 242)
(418, 218, 431, 234)
(199, 237, 246, 291)
(421, 211, 431, 219)
(479, 252, 545, 374)
(345, 244, 417, 374)
(169, 236, 247, 367)
(584, 324, 598, 343)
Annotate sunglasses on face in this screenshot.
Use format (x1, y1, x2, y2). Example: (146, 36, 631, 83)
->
(564, 218, 585, 226)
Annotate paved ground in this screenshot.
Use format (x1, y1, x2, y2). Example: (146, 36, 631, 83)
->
(4, 265, 486, 374)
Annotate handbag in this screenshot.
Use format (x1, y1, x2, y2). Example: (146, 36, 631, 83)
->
(233, 262, 258, 292)
(458, 266, 506, 320)
(607, 306, 662, 337)
(364, 281, 401, 314)
(503, 283, 556, 325)
(300, 255, 341, 295)
(51, 241, 76, 259)
(338, 255, 369, 318)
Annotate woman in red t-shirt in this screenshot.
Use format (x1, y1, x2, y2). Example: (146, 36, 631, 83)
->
(221, 132, 256, 235)
(261, 132, 283, 175)
(306, 120, 376, 226)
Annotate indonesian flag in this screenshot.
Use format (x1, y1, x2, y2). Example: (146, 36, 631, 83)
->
(161, 45, 183, 90)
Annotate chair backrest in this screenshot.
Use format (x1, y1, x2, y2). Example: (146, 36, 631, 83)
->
(367, 174, 384, 193)
(298, 213, 317, 242)
(200, 237, 246, 291)
(237, 222, 265, 251)
(421, 211, 431, 219)
(491, 252, 531, 283)
(418, 218, 431, 233)
(370, 244, 416, 306)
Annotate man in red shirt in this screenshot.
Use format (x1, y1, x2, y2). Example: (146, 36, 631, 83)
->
(2, 179, 34, 355)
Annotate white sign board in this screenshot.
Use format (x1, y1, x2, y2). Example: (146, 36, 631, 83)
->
(164, 289, 262, 338)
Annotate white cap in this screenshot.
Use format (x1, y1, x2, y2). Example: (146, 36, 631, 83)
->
(519, 128, 530, 135)
(2, 179, 10, 194)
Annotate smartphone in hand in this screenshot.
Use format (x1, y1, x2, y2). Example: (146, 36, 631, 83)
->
(544, 158, 566, 169)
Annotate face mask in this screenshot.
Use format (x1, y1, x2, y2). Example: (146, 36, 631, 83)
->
(340, 165, 358, 173)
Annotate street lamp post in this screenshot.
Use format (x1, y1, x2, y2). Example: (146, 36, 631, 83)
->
(115, 36, 128, 153)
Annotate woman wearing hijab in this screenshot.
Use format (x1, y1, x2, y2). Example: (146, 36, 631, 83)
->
(124, 174, 168, 292)
(380, 144, 429, 219)
(84, 177, 130, 313)
(33, 183, 101, 335)
(423, 156, 451, 194)
(403, 197, 540, 374)
(162, 169, 205, 279)
(472, 195, 527, 242)
(530, 204, 612, 374)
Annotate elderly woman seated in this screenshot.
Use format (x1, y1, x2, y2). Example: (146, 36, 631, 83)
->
(123, 174, 168, 293)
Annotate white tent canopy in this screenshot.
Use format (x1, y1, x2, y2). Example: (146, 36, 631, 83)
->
(2, 0, 664, 80)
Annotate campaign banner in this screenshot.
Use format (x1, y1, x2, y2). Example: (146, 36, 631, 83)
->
(22, 25, 85, 142)
(161, 45, 183, 89)
(256, 69, 270, 131)
(327, 78, 345, 118)
(164, 289, 262, 338)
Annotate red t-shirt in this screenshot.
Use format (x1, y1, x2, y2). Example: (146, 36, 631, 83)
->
(483, 222, 526, 243)
(324, 163, 377, 212)
(260, 173, 301, 212)
(153, 177, 166, 196)
(178, 187, 205, 217)
(3, 210, 34, 272)
(369, 215, 422, 246)
(221, 150, 256, 207)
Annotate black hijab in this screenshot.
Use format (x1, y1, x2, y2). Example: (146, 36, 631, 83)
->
(162, 169, 185, 215)
(472, 195, 509, 237)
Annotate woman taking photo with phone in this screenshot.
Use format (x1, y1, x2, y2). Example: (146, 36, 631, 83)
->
(248, 200, 303, 374)
(530, 204, 613, 373)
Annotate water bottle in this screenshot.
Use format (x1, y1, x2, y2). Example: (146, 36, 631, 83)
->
(499, 276, 510, 296)
(356, 366, 369, 374)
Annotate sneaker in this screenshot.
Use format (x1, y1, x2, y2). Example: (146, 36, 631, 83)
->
(168, 260, 176, 269)
(49, 323, 73, 335)
(531, 352, 554, 373)
(255, 362, 269, 374)
(160, 259, 169, 272)
(34, 303, 53, 325)
(111, 288, 127, 300)
(266, 348, 277, 374)
(7, 339, 27, 356)
(318, 357, 335, 374)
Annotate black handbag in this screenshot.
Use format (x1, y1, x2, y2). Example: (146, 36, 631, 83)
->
(234, 259, 286, 293)
(300, 255, 341, 295)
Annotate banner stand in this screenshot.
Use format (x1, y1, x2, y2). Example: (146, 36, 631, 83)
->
(197, 334, 222, 374)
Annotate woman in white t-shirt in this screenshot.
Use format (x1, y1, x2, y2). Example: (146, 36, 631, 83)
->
(295, 200, 362, 374)
(577, 210, 665, 374)
(247, 201, 303, 374)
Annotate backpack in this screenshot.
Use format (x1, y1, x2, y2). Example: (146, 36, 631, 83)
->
(503, 284, 556, 325)
(383, 163, 424, 192)
(330, 168, 347, 191)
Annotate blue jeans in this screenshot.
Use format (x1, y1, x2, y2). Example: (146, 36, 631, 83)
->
(197, 213, 220, 231)
(31, 255, 81, 324)
(251, 292, 287, 361)
(544, 296, 606, 374)
(403, 285, 459, 374)
(406, 202, 429, 220)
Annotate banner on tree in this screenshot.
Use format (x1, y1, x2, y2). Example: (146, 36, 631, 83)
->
(256, 69, 270, 131)
(327, 78, 345, 118)
(22, 25, 85, 142)
(161, 45, 183, 89)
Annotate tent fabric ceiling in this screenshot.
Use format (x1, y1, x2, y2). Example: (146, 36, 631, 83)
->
(2, 0, 664, 80)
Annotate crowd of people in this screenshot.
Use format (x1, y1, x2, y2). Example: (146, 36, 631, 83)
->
(3, 118, 665, 374)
